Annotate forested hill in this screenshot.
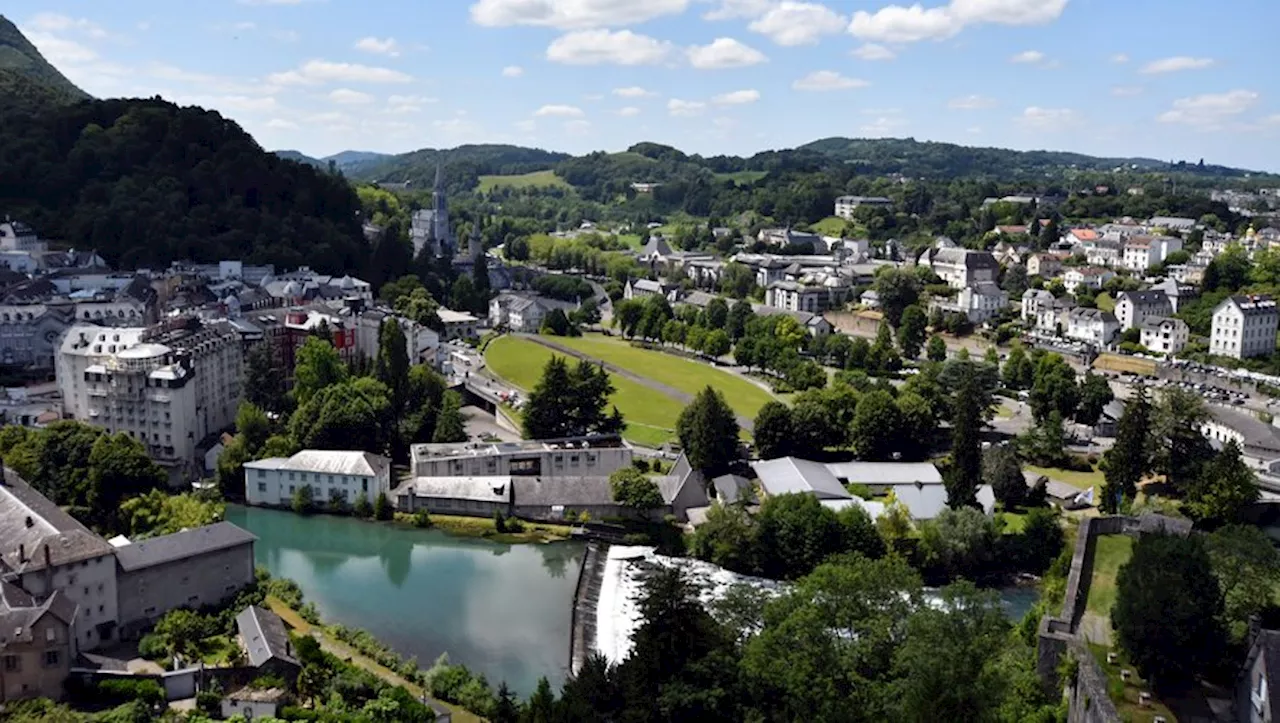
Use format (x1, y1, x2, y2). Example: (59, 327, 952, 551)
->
(0, 15, 89, 103)
(343, 144, 573, 185)
(0, 97, 366, 273)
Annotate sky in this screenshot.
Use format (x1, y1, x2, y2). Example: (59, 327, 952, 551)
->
(10, 0, 1280, 171)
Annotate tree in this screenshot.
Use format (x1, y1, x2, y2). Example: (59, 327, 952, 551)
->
(1028, 353, 1078, 422)
(752, 401, 793, 460)
(1019, 507, 1064, 573)
(373, 492, 393, 521)
(1075, 370, 1114, 426)
(235, 402, 271, 454)
(836, 505, 887, 560)
(753, 493, 845, 579)
(947, 370, 984, 509)
(289, 378, 393, 454)
(1001, 343, 1033, 390)
(609, 467, 664, 512)
(119, 490, 225, 539)
(1112, 534, 1224, 691)
(1154, 387, 1214, 495)
(353, 493, 373, 518)
(983, 444, 1025, 509)
(1020, 411, 1067, 467)
(850, 391, 903, 461)
(492, 683, 519, 723)
(676, 386, 740, 477)
(691, 503, 758, 574)
(895, 391, 935, 461)
(701, 329, 731, 358)
(152, 608, 214, 661)
(292, 336, 349, 407)
(726, 300, 753, 340)
(540, 308, 575, 336)
(896, 304, 927, 359)
(401, 365, 447, 446)
(522, 356, 576, 439)
(244, 342, 285, 413)
(876, 490, 914, 544)
(1188, 440, 1259, 523)
(292, 484, 315, 514)
(432, 391, 467, 443)
(873, 267, 920, 326)
(1208, 525, 1280, 642)
(376, 318, 410, 417)
(525, 677, 557, 723)
(567, 360, 618, 436)
(612, 299, 644, 338)
(87, 433, 167, 528)
(705, 297, 729, 330)
(926, 335, 947, 362)
(919, 507, 998, 579)
(1101, 385, 1151, 513)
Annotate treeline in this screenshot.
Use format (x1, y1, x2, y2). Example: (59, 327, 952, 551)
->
(0, 97, 367, 273)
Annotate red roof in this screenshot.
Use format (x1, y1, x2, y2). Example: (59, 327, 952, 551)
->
(1069, 229, 1099, 241)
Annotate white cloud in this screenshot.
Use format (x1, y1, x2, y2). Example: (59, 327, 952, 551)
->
(1110, 53, 1129, 64)
(266, 118, 299, 130)
(546, 29, 673, 65)
(1016, 106, 1079, 131)
(1140, 56, 1215, 74)
(233, 21, 258, 31)
(851, 43, 896, 60)
(1111, 85, 1143, 97)
(749, 2, 846, 46)
(354, 36, 400, 57)
(1157, 89, 1258, 128)
(687, 37, 768, 69)
(328, 88, 375, 105)
(712, 89, 761, 105)
(948, 94, 996, 109)
(27, 12, 110, 39)
(167, 94, 281, 113)
(1010, 49, 1044, 64)
(849, 0, 1068, 44)
(470, 0, 690, 29)
(268, 60, 413, 85)
(21, 31, 99, 65)
(387, 94, 436, 112)
(668, 98, 707, 117)
(703, 0, 775, 20)
(614, 86, 657, 98)
(272, 30, 301, 42)
(792, 70, 868, 91)
(502, 65, 525, 77)
(617, 106, 642, 116)
(565, 119, 592, 133)
(534, 104, 586, 117)
(145, 64, 280, 95)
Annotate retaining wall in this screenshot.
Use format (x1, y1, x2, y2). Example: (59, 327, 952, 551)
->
(568, 542, 609, 676)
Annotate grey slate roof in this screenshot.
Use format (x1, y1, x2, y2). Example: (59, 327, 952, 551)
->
(113, 521, 256, 573)
(751, 457, 851, 500)
(515, 476, 616, 507)
(0, 581, 77, 646)
(0, 469, 114, 574)
(235, 605, 299, 669)
(1117, 290, 1171, 308)
(931, 247, 998, 269)
(825, 462, 943, 486)
(711, 474, 755, 505)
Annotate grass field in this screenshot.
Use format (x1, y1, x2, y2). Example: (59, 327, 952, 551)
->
(1093, 353, 1158, 376)
(714, 170, 767, 186)
(616, 233, 645, 249)
(477, 170, 570, 192)
(485, 336, 684, 447)
(1085, 535, 1134, 618)
(1026, 464, 1104, 500)
(543, 333, 779, 419)
(810, 216, 848, 236)
(1095, 292, 1116, 313)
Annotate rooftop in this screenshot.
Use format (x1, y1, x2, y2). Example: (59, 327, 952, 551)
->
(411, 435, 627, 460)
(113, 522, 256, 573)
(0, 469, 115, 573)
(751, 457, 851, 501)
(824, 461, 943, 486)
(235, 605, 299, 669)
(243, 450, 390, 478)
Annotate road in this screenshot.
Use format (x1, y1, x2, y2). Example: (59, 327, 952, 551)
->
(462, 404, 520, 442)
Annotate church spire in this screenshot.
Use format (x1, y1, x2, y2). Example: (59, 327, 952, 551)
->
(434, 162, 443, 191)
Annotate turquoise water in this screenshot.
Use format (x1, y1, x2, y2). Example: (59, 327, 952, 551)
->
(224, 505, 584, 696)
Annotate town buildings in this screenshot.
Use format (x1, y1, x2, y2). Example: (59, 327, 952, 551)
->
(56, 317, 244, 484)
(0, 580, 76, 703)
(834, 196, 892, 219)
(489, 293, 579, 333)
(1211, 295, 1279, 359)
(1063, 267, 1114, 293)
(1140, 317, 1189, 356)
(243, 450, 393, 508)
(1114, 291, 1173, 331)
(919, 247, 999, 290)
(1121, 235, 1183, 272)
(410, 165, 455, 259)
(1026, 253, 1063, 278)
(1065, 308, 1119, 347)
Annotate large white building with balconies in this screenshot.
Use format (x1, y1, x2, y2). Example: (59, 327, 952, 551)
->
(1211, 295, 1279, 360)
(56, 318, 243, 484)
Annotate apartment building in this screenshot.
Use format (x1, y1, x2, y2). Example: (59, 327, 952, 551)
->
(1121, 235, 1183, 272)
(1114, 291, 1173, 331)
(56, 317, 243, 483)
(1063, 267, 1115, 293)
(244, 450, 393, 508)
(411, 436, 632, 480)
(1211, 295, 1279, 359)
(0, 581, 76, 702)
(1140, 317, 1189, 356)
(919, 248, 999, 290)
(1065, 308, 1119, 347)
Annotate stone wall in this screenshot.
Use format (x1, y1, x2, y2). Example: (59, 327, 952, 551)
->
(569, 542, 608, 676)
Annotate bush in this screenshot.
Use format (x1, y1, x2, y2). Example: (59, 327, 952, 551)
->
(505, 517, 526, 533)
(632, 458, 651, 473)
(96, 678, 164, 707)
(494, 510, 507, 533)
(196, 690, 221, 716)
(137, 633, 166, 661)
(353, 493, 373, 518)
(412, 509, 432, 528)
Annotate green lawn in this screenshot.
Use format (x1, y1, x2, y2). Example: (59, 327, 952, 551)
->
(477, 170, 570, 192)
(1085, 535, 1134, 618)
(616, 233, 645, 249)
(541, 333, 779, 420)
(810, 216, 848, 236)
(485, 336, 684, 447)
(1087, 643, 1176, 723)
(714, 170, 767, 186)
(1095, 292, 1116, 313)
(998, 511, 1027, 534)
(1026, 464, 1104, 498)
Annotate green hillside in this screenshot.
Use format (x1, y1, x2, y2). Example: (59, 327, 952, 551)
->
(0, 14, 89, 104)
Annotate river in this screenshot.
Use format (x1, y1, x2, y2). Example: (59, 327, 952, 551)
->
(224, 506, 584, 696)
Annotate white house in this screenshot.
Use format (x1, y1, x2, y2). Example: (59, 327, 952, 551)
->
(437, 308, 481, 340)
(1211, 295, 1279, 359)
(931, 283, 1008, 324)
(1085, 242, 1122, 268)
(1140, 317, 1189, 356)
(1026, 254, 1064, 278)
(1065, 308, 1119, 347)
(1114, 290, 1173, 331)
(243, 450, 393, 508)
(1021, 289, 1056, 323)
(834, 196, 892, 219)
(919, 248, 999, 290)
(1063, 267, 1114, 293)
(1121, 235, 1183, 272)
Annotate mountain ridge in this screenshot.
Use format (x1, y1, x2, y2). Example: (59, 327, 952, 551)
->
(0, 14, 90, 103)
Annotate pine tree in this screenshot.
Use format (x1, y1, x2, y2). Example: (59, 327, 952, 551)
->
(431, 391, 467, 443)
(926, 335, 947, 362)
(375, 318, 410, 418)
(522, 356, 577, 439)
(947, 370, 983, 509)
(677, 386, 740, 476)
(1101, 385, 1151, 513)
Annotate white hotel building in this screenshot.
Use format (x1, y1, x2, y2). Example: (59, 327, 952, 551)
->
(1210, 295, 1279, 360)
(244, 450, 392, 508)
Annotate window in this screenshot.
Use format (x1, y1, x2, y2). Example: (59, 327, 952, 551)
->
(257, 469, 266, 478)
(46, 627, 56, 642)
(2, 654, 17, 672)
(43, 650, 60, 667)
(258, 482, 267, 493)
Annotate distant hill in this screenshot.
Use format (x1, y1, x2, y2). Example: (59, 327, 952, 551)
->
(0, 14, 89, 104)
(274, 150, 324, 168)
(345, 144, 573, 186)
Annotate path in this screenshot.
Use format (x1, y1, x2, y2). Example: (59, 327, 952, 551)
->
(265, 596, 482, 723)
(518, 334, 756, 433)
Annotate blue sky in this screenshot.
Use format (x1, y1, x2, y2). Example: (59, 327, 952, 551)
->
(11, 0, 1280, 170)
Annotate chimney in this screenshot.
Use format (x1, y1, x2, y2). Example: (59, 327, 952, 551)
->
(18, 543, 25, 562)
(43, 544, 51, 569)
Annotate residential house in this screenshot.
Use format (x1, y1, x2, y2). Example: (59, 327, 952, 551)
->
(1063, 267, 1115, 293)
(765, 279, 847, 314)
(757, 228, 823, 252)
(489, 293, 577, 334)
(683, 259, 725, 288)
(834, 196, 892, 219)
(1065, 228, 1100, 248)
(113, 522, 257, 638)
(235, 605, 301, 680)
(355, 308, 441, 367)
(991, 240, 1026, 267)
(823, 460, 995, 520)
(1150, 277, 1196, 313)
(751, 457, 884, 517)
(1148, 216, 1197, 232)
(1021, 289, 1056, 323)
(1026, 254, 1064, 278)
(1211, 295, 1279, 360)
(1140, 317, 1189, 356)
(711, 474, 756, 506)
(1237, 628, 1280, 723)
(1121, 235, 1183, 272)
(918, 248, 999, 290)
(1114, 290, 1173, 331)
(0, 581, 76, 702)
(1202, 405, 1280, 471)
(1085, 241, 1123, 268)
(1167, 263, 1208, 285)
(1065, 308, 1119, 347)
(623, 278, 671, 301)
(751, 304, 833, 336)
(930, 282, 1008, 324)
(244, 450, 393, 509)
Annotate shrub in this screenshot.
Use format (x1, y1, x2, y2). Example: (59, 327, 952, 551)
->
(96, 678, 164, 707)
(505, 517, 526, 533)
(493, 510, 507, 533)
(353, 493, 373, 518)
(137, 633, 166, 661)
(196, 690, 221, 715)
(412, 509, 432, 528)
(632, 458, 651, 473)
